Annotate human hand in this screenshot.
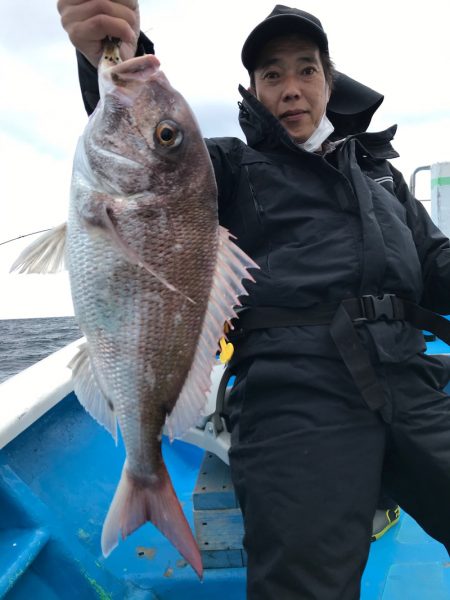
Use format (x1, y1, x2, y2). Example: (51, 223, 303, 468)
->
(57, 0, 140, 67)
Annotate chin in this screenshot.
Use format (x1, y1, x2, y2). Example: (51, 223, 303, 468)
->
(290, 134, 308, 144)
(287, 128, 309, 144)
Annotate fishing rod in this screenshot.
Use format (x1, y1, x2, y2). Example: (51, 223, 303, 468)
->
(0, 229, 52, 247)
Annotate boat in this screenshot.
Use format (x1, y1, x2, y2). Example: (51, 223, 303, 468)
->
(1, 164, 450, 599)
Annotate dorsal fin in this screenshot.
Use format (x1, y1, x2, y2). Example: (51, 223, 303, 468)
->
(165, 226, 258, 439)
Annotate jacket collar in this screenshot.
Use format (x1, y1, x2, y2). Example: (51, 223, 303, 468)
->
(238, 85, 296, 151)
(345, 126, 400, 160)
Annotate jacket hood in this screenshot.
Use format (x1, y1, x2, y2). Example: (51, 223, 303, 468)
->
(327, 71, 384, 137)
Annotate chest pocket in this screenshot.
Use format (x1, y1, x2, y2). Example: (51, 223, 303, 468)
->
(225, 149, 273, 258)
(240, 148, 355, 245)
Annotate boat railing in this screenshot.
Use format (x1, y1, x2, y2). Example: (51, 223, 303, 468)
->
(0, 338, 231, 464)
(409, 164, 431, 197)
(0, 338, 84, 449)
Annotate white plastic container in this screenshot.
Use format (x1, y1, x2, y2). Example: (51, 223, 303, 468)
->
(431, 162, 450, 236)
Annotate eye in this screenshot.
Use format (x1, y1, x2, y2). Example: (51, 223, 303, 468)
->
(155, 120, 183, 148)
(302, 66, 317, 76)
(263, 71, 280, 80)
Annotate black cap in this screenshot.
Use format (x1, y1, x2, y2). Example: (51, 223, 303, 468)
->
(242, 5, 328, 72)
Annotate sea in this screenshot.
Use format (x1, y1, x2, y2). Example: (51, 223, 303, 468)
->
(0, 317, 82, 384)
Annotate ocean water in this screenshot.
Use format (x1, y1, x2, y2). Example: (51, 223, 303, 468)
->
(0, 317, 82, 383)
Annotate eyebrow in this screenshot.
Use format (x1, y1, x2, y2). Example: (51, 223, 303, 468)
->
(257, 54, 319, 70)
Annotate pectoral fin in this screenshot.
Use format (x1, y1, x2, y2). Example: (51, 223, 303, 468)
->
(84, 199, 195, 304)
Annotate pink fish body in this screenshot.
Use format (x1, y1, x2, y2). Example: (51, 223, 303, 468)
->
(12, 48, 257, 578)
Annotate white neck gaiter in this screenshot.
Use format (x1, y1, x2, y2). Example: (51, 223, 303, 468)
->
(297, 113, 334, 153)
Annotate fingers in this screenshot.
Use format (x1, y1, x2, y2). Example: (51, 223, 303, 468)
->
(69, 13, 136, 45)
(57, 0, 140, 65)
(59, 0, 138, 38)
(58, 0, 137, 8)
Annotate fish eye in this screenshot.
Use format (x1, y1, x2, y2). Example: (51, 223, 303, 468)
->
(155, 120, 183, 148)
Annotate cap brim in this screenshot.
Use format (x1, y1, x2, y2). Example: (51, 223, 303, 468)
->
(242, 14, 328, 71)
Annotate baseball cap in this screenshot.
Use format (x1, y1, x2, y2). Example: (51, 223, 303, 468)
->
(242, 5, 329, 72)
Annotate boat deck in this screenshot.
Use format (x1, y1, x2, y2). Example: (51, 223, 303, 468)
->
(0, 337, 449, 598)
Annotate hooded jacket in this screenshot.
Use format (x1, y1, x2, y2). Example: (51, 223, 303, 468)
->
(201, 85, 450, 364)
(76, 40, 450, 368)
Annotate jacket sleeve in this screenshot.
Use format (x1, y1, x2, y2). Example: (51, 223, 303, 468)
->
(204, 138, 243, 226)
(390, 163, 450, 313)
(76, 32, 155, 116)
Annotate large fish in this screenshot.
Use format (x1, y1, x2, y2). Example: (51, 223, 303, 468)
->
(12, 41, 257, 578)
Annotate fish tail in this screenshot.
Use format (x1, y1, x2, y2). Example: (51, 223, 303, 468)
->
(101, 461, 203, 579)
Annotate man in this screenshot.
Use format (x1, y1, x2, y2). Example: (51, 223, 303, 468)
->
(58, 2, 450, 599)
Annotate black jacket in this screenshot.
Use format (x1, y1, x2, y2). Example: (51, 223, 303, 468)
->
(76, 39, 450, 366)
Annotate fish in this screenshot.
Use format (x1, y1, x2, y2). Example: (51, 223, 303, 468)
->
(11, 40, 257, 578)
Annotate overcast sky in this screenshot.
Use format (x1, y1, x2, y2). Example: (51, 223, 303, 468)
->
(1, 0, 450, 317)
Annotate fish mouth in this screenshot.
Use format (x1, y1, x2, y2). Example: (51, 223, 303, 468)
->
(108, 54, 161, 84)
(100, 54, 164, 103)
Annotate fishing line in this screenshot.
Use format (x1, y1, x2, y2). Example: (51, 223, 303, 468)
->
(0, 229, 51, 247)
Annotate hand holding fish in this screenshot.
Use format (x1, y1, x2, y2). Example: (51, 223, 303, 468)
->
(57, 0, 140, 67)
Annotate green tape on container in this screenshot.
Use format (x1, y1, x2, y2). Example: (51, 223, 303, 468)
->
(431, 176, 450, 188)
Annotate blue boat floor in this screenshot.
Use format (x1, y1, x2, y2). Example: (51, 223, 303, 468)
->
(112, 512, 450, 600)
(362, 513, 450, 600)
(1, 391, 449, 599)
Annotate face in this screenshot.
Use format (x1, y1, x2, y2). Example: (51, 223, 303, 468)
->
(252, 36, 331, 143)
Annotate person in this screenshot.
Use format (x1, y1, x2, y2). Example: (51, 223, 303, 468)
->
(57, 2, 450, 598)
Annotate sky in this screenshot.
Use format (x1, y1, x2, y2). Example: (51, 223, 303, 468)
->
(1, 0, 450, 318)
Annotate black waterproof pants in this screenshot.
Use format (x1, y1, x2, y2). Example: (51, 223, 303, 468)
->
(227, 352, 450, 600)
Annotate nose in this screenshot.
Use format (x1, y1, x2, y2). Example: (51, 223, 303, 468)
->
(282, 75, 302, 101)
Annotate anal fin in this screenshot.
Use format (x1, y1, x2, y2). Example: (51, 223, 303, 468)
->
(68, 341, 117, 442)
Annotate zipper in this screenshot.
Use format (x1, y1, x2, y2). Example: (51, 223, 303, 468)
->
(244, 165, 265, 228)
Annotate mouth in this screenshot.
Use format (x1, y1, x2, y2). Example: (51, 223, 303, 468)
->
(279, 109, 308, 122)
(109, 54, 161, 82)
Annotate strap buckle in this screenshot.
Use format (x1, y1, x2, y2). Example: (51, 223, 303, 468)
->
(356, 294, 403, 323)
